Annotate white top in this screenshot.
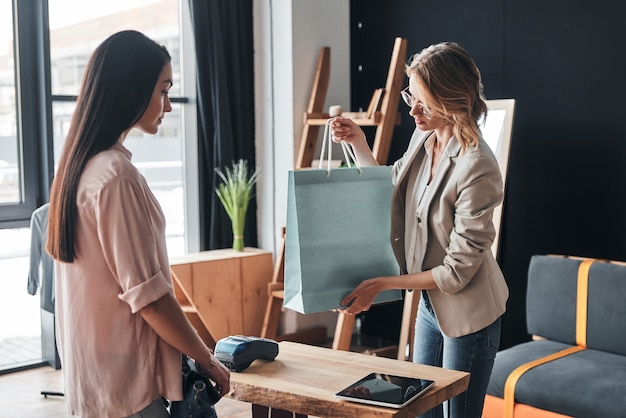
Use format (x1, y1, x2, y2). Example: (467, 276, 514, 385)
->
(404, 133, 436, 274)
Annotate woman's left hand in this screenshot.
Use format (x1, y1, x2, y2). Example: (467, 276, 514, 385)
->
(339, 278, 382, 315)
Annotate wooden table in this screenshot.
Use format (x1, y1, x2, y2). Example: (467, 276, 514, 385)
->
(227, 341, 470, 418)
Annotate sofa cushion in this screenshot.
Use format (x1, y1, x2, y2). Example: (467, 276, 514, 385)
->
(586, 261, 626, 355)
(487, 340, 626, 417)
(527, 255, 626, 355)
(526, 256, 579, 344)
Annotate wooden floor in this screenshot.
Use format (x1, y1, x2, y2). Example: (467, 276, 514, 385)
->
(0, 365, 252, 418)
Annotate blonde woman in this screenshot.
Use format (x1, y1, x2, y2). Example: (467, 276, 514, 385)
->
(331, 42, 508, 418)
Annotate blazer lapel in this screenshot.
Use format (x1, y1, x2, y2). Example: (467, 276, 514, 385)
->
(393, 129, 431, 191)
(389, 129, 430, 273)
(406, 137, 461, 272)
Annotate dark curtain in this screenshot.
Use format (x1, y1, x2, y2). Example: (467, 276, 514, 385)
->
(188, 0, 257, 250)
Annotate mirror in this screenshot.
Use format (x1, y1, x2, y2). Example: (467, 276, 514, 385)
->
(481, 99, 516, 258)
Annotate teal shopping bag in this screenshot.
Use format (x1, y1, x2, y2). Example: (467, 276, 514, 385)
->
(283, 166, 402, 314)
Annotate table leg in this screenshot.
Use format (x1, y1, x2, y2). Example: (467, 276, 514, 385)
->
(251, 404, 308, 418)
(251, 404, 269, 417)
(332, 313, 355, 351)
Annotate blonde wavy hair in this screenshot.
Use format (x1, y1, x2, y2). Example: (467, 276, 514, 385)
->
(406, 42, 487, 150)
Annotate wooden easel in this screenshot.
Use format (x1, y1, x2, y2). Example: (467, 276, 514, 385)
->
(261, 37, 408, 353)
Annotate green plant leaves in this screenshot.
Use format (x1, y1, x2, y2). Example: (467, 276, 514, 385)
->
(214, 160, 258, 246)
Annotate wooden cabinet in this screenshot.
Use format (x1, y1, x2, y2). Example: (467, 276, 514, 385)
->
(170, 248, 273, 347)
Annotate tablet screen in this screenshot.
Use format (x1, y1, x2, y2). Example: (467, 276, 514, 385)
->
(335, 373, 435, 409)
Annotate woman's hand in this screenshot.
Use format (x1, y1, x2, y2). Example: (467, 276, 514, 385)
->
(139, 294, 232, 397)
(198, 355, 231, 398)
(329, 116, 379, 167)
(339, 278, 382, 315)
(330, 116, 366, 145)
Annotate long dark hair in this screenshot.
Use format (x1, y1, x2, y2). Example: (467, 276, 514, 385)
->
(47, 30, 171, 262)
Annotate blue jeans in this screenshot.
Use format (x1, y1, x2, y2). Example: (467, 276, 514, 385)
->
(413, 291, 501, 418)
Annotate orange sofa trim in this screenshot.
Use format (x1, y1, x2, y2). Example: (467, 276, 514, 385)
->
(483, 395, 572, 418)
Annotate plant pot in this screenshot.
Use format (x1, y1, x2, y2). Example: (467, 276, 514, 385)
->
(232, 234, 245, 251)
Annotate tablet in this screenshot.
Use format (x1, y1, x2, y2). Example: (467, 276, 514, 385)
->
(335, 373, 435, 409)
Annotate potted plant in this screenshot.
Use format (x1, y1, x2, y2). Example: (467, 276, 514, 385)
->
(214, 159, 258, 251)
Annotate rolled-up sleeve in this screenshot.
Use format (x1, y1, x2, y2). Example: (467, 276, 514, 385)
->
(96, 175, 172, 312)
(119, 270, 172, 313)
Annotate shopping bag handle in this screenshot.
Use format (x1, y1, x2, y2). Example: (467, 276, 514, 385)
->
(319, 119, 362, 176)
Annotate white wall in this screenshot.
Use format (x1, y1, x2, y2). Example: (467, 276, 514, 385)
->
(253, 0, 350, 337)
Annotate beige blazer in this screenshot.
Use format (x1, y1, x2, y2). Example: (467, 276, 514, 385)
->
(390, 129, 509, 338)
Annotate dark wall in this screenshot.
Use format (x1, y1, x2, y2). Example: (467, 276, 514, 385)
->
(351, 0, 626, 349)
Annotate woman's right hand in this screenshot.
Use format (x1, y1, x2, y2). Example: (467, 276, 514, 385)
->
(330, 116, 366, 146)
(330, 116, 379, 167)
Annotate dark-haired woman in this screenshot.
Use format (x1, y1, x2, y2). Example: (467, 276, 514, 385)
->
(330, 42, 508, 418)
(47, 30, 229, 418)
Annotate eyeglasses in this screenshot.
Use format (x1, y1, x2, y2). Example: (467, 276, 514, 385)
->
(401, 86, 433, 119)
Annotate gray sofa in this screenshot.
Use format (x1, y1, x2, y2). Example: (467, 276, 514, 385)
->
(485, 255, 626, 417)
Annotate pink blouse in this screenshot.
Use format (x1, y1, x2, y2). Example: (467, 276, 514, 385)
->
(55, 142, 182, 418)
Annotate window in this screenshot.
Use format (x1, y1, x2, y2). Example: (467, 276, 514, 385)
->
(0, 0, 197, 371)
(47, 0, 192, 255)
(0, 0, 49, 372)
(0, 4, 19, 202)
